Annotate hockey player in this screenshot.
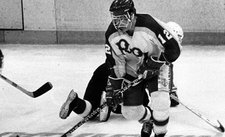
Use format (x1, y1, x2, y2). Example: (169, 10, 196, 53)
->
(104, 0, 182, 137)
(64, 22, 182, 121)
(0, 49, 4, 73)
(59, 1, 183, 137)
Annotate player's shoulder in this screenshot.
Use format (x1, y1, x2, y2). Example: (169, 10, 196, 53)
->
(105, 22, 117, 39)
(135, 14, 158, 28)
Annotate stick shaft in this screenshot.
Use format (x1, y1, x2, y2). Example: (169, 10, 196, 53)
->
(170, 94, 224, 132)
(0, 74, 52, 98)
(0, 74, 33, 97)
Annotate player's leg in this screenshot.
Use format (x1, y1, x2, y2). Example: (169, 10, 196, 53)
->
(59, 63, 110, 119)
(117, 75, 152, 136)
(151, 64, 170, 137)
(106, 88, 149, 116)
(111, 90, 149, 115)
(122, 85, 152, 122)
(141, 77, 156, 137)
(141, 64, 171, 137)
(84, 63, 112, 121)
(83, 62, 110, 111)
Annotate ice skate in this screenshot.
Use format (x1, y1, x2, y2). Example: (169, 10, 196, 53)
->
(112, 105, 122, 114)
(154, 133, 166, 137)
(170, 86, 179, 107)
(141, 120, 153, 137)
(59, 90, 78, 119)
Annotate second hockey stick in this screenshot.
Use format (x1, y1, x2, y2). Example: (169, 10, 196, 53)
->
(61, 76, 144, 137)
(0, 74, 53, 98)
(165, 59, 224, 133)
(170, 94, 224, 133)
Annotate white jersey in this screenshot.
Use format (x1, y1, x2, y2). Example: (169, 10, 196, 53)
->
(105, 14, 181, 78)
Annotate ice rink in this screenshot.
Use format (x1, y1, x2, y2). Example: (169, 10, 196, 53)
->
(0, 44, 225, 137)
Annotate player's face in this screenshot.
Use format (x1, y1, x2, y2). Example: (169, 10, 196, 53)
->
(111, 12, 132, 32)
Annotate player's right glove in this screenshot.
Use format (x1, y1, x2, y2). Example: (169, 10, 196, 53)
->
(105, 77, 125, 107)
(138, 56, 165, 79)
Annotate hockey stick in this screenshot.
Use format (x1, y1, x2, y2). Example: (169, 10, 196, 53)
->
(61, 76, 144, 137)
(162, 59, 225, 132)
(170, 94, 224, 133)
(163, 58, 224, 133)
(0, 74, 53, 98)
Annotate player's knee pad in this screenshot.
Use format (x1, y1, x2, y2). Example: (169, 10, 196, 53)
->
(121, 105, 147, 120)
(99, 91, 111, 122)
(150, 91, 170, 120)
(151, 91, 170, 111)
(158, 64, 170, 92)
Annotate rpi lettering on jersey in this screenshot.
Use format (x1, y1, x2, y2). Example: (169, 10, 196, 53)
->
(116, 39, 143, 57)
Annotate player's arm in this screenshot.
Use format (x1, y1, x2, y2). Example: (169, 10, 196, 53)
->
(156, 25, 181, 63)
(105, 42, 126, 78)
(146, 15, 181, 63)
(104, 36, 124, 108)
(105, 26, 126, 78)
(157, 28, 181, 63)
(105, 39, 117, 78)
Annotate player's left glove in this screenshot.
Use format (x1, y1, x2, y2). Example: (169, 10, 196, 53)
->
(105, 77, 125, 107)
(138, 56, 165, 79)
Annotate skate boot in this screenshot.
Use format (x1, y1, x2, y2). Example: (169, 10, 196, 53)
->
(141, 120, 153, 137)
(170, 86, 179, 107)
(154, 133, 166, 137)
(112, 105, 122, 114)
(59, 90, 78, 119)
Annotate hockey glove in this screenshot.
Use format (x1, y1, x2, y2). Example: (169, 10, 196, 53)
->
(138, 56, 165, 79)
(105, 77, 124, 107)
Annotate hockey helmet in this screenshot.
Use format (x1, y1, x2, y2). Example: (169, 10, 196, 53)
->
(109, 0, 136, 30)
(167, 21, 184, 44)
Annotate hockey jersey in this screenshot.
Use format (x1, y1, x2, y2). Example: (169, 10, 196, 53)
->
(105, 14, 181, 78)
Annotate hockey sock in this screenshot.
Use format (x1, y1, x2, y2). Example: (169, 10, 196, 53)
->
(73, 98, 92, 118)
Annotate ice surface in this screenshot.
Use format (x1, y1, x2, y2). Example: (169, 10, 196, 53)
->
(0, 44, 225, 137)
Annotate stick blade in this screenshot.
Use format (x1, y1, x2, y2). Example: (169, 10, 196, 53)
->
(216, 120, 225, 132)
(32, 82, 53, 98)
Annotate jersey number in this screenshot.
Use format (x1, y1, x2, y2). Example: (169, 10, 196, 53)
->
(158, 30, 172, 44)
(105, 44, 111, 55)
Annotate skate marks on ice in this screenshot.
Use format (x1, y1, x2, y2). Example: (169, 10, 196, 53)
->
(1, 107, 223, 137)
(1, 133, 223, 137)
(66, 134, 221, 137)
(57, 112, 223, 137)
(0, 132, 62, 137)
(0, 132, 220, 137)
